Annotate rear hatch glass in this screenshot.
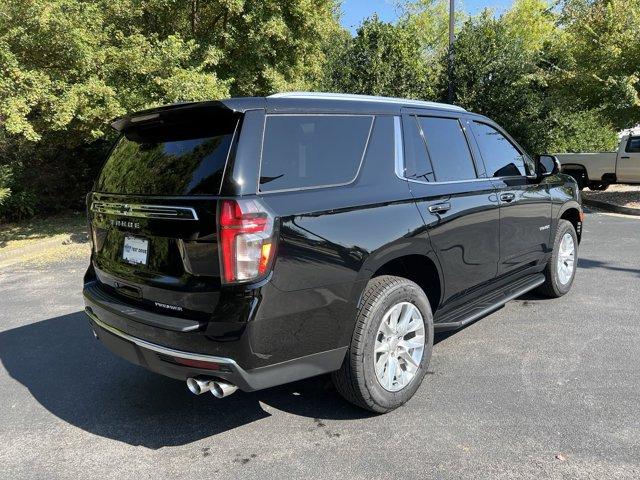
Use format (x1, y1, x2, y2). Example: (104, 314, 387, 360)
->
(96, 110, 239, 195)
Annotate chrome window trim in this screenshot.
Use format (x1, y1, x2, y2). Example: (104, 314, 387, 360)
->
(394, 115, 495, 186)
(394, 116, 405, 180)
(91, 202, 199, 221)
(256, 113, 375, 195)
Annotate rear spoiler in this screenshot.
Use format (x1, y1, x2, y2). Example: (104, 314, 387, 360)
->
(110, 98, 266, 132)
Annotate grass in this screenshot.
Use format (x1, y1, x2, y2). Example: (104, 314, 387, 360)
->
(0, 211, 87, 249)
(0, 211, 90, 268)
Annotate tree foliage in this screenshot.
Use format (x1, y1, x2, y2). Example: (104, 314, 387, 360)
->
(0, 0, 341, 219)
(440, 1, 621, 154)
(0, 0, 637, 221)
(324, 16, 434, 99)
(556, 0, 640, 130)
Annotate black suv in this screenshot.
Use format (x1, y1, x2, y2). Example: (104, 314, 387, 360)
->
(84, 92, 583, 412)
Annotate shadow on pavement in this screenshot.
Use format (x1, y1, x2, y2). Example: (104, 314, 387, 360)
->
(0, 311, 371, 449)
(578, 257, 640, 277)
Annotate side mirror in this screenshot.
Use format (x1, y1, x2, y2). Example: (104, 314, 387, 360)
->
(537, 154, 560, 177)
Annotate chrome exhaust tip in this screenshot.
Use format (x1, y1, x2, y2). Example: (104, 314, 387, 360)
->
(210, 380, 238, 399)
(186, 377, 238, 398)
(186, 377, 214, 395)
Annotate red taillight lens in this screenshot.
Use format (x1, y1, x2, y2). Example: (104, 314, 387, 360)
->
(218, 199, 275, 283)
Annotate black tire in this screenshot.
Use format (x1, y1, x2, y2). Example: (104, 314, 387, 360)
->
(589, 182, 609, 191)
(536, 220, 578, 298)
(332, 275, 434, 413)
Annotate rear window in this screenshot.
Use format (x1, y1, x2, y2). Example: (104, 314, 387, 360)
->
(417, 116, 477, 182)
(96, 113, 238, 195)
(259, 115, 373, 192)
(626, 136, 640, 153)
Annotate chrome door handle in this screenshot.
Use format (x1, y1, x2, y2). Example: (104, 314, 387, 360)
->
(500, 193, 516, 202)
(428, 202, 451, 214)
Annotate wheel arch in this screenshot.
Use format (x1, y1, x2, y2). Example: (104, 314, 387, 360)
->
(558, 201, 583, 243)
(357, 245, 443, 316)
(561, 164, 589, 189)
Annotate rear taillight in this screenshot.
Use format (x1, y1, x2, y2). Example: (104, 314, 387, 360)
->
(218, 199, 276, 283)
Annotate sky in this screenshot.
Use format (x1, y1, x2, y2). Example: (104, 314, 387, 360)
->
(340, 0, 515, 33)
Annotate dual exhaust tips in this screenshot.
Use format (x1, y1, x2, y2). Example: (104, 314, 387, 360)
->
(186, 377, 238, 398)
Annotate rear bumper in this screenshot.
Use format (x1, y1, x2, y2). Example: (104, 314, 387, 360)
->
(83, 300, 347, 392)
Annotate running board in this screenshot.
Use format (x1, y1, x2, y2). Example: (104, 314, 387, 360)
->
(434, 273, 545, 332)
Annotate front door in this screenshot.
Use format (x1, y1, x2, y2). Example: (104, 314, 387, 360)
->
(617, 135, 640, 183)
(400, 113, 500, 311)
(470, 121, 551, 277)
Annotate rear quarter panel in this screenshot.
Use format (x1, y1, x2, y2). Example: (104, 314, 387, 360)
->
(556, 152, 617, 180)
(251, 115, 428, 361)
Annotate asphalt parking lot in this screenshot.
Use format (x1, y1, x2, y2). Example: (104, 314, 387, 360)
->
(1, 210, 639, 480)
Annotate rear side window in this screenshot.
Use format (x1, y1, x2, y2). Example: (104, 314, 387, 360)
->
(403, 116, 435, 182)
(626, 136, 640, 153)
(259, 115, 373, 192)
(96, 114, 238, 195)
(473, 122, 533, 177)
(417, 116, 477, 182)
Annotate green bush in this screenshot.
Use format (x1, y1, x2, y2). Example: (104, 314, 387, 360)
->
(546, 110, 620, 153)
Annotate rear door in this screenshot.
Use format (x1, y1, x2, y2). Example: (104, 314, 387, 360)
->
(470, 121, 551, 278)
(88, 106, 242, 318)
(401, 112, 500, 311)
(617, 135, 640, 183)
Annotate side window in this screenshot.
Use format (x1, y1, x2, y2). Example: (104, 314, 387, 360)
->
(417, 116, 477, 182)
(403, 116, 435, 182)
(260, 115, 373, 192)
(626, 136, 640, 153)
(473, 122, 533, 177)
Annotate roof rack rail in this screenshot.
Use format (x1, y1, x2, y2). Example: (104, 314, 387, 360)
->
(268, 92, 466, 112)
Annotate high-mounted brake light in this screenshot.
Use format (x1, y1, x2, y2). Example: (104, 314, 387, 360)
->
(218, 199, 276, 283)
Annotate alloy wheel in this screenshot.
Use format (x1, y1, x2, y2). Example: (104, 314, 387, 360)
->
(374, 302, 425, 392)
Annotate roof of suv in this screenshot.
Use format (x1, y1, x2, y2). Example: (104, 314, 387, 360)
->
(111, 92, 466, 131)
(267, 92, 465, 112)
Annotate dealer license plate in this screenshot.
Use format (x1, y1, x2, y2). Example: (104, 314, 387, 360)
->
(122, 236, 149, 265)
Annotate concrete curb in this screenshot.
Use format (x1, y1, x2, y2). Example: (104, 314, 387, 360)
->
(583, 198, 640, 216)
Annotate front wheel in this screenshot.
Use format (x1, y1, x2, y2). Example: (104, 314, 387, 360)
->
(536, 220, 578, 298)
(332, 275, 434, 413)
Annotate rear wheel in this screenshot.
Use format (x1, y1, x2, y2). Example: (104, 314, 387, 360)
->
(537, 220, 578, 298)
(332, 275, 434, 413)
(588, 182, 609, 191)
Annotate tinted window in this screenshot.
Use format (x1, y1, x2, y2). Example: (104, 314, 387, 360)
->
(404, 116, 435, 182)
(417, 117, 477, 182)
(626, 136, 640, 153)
(473, 122, 533, 177)
(260, 115, 373, 192)
(96, 118, 237, 195)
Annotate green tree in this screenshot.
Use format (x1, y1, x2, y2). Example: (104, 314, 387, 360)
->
(442, 11, 550, 153)
(0, 0, 342, 219)
(326, 16, 434, 100)
(503, 0, 557, 52)
(441, 8, 619, 154)
(556, 0, 640, 130)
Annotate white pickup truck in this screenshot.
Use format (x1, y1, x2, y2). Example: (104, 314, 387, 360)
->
(555, 134, 640, 190)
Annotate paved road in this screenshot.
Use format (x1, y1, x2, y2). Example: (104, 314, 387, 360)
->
(1, 211, 639, 480)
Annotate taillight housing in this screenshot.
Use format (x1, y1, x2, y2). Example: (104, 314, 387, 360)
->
(218, 199, 276, 284)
